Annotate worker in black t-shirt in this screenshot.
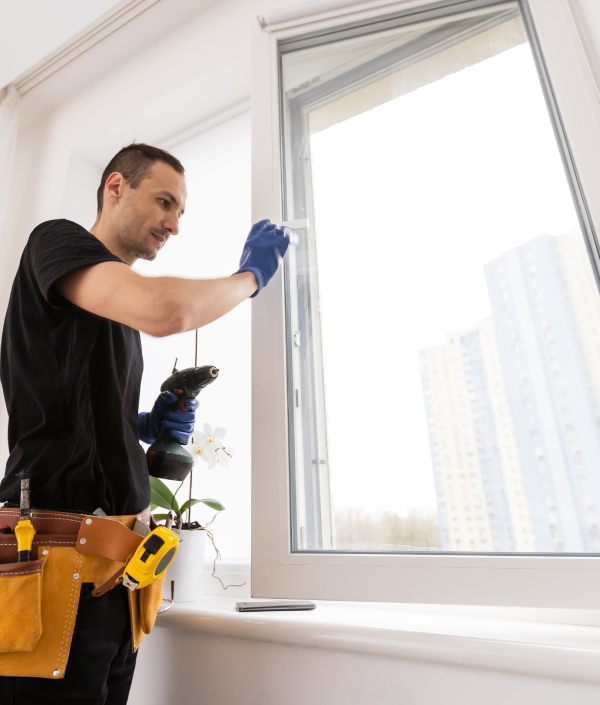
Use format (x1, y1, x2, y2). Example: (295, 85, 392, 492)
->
(0, 143, 291, 704)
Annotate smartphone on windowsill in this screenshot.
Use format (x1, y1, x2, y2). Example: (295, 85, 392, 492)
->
(235, 600, 316, 612)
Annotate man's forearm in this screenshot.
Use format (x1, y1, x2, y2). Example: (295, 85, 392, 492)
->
(56, 263, 259, 337)
(146, 271, 258, 336)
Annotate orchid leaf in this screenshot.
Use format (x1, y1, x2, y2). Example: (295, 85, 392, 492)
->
(180, 498, 225, 515)
(151, 513, 170, 524)
(149, 476, 180, 514)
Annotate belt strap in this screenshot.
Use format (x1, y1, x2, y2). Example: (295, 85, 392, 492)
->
(91, 565, 130, 597)
(76, 515, 151, 597)
(0, 507, 149, 563)
(76, 516, 144, 563)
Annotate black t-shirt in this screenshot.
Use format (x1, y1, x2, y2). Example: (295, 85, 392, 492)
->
(0, 219, 150, 515)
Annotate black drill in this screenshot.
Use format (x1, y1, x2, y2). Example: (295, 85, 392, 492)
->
(146, 364, 219, 481)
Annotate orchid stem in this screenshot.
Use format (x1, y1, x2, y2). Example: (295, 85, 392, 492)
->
(188, 328, 199, 526)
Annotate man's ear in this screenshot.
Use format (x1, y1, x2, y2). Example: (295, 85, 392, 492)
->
(104, 172, 125, 206)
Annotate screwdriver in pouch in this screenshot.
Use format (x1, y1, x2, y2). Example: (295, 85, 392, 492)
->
(15, 479, 35, 562)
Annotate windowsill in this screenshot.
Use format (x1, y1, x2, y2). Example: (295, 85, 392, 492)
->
(156, 591, 600, 685)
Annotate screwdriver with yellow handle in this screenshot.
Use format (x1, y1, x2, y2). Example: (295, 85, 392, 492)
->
(15, 479, 35, 562)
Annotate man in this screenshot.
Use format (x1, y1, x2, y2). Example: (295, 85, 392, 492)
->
(0, 143, 290, 704)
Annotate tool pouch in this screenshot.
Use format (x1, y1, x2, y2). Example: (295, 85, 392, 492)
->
(0, 508, 158, 679)
(0, 560, 45, 653)
(0, 542, 86, 678)
(137, 572, 167, 636)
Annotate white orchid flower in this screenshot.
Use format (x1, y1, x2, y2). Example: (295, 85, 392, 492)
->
(190, 424, 233, 467)
(206, 444, 234, 469)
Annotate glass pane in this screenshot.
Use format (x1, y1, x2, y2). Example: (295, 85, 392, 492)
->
(281, 1, 600, 554)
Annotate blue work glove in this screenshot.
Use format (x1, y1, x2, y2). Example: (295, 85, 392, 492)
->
(138, 391, 199, 445)
(235, 219, 292, 297)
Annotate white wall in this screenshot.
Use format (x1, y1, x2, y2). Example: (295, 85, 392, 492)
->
(129, 624, 600, 705)
(571, 0, 600, 82)
(61, 150, 101, 228)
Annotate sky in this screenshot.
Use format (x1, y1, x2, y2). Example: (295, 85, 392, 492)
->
(307, 42, 580, 517)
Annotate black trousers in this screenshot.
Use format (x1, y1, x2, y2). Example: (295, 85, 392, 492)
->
(0, 582, 138, 705)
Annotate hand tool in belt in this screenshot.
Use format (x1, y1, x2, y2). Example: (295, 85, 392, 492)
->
(15, 479, 35, 562)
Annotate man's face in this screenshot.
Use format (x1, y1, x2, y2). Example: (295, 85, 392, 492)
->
(114, 161, 187, 264)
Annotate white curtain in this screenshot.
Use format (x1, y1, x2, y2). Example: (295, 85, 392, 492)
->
(0, 84, 19, 236)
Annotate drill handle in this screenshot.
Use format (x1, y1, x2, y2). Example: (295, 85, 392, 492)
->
(162, 388, 198, 416)
(147, 426, 172, 452)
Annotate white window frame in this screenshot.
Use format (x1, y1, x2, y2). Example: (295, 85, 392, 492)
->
(250, 0, 600, 607)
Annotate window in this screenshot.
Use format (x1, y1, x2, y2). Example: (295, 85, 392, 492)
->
(251, 0, 600, 606)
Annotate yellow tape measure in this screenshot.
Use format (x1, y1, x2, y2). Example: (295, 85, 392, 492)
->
(122, 526, 179, 591)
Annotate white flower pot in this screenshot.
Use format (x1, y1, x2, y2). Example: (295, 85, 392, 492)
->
(162, 528, 207, 603)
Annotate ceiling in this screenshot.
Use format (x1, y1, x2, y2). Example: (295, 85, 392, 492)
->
(0, 0, 124, 89)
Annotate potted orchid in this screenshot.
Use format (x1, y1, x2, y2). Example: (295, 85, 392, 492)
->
(150, 424, 233, 602)
(150, 422, 232, 525)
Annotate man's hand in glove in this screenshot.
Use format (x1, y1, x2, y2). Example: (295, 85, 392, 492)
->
(235, 219, 293, 297)
(138, 392, 199, 445)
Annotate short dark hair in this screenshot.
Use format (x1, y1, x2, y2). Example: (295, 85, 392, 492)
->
(96, 143, 185, 214)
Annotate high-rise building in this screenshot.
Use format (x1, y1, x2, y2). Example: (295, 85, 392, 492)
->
(420, 317, 535, 552)
(420, 232, 600, 553)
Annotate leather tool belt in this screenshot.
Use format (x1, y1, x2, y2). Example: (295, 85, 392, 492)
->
(0, 507, 165, 679)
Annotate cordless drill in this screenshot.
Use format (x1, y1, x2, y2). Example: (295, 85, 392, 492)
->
(146, 364, 219, 481)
